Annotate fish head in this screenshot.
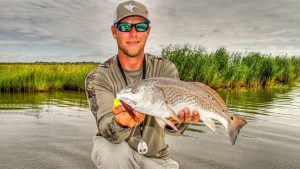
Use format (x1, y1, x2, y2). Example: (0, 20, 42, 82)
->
(116, 83, 162, 113)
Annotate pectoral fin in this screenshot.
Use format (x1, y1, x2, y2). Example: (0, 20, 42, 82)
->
(155, 117, 166, 129)
(155, 117, 178, 132)
(203, 118, 216, 131)
(165, 104, 182, 123)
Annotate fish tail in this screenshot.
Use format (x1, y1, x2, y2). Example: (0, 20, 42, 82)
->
(228, 115, 247, 145)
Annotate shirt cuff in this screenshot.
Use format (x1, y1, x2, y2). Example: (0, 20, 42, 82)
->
(99, 115, 132, 143)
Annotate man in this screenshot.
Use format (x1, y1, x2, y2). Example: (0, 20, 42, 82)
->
(85, 1, 200, 168)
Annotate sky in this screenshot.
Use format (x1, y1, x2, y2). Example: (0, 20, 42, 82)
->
(0, 0, 299, 62)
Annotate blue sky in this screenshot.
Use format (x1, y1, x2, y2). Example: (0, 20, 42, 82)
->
(0, 0, 299, 62)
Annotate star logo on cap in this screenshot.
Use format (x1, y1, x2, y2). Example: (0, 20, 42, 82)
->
(124, 3, 140, 12)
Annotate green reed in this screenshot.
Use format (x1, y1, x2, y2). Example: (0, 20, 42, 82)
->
(0, 63, 98, 92)
(1, 46, 299, 92)
(162, 45, 300, 89)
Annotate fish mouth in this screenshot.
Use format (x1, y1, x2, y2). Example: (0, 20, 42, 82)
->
(120, 100, 134, 113)
(119, 98, 138, 119)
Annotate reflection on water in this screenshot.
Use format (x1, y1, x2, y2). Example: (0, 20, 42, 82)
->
(0, 91, 95, 169)
(178, 83, 300, 169)
(1, 84, 299, 130)
(219, 86, 293, 115)
(1, 84, 300, 169)
(1, 84, 299, 133)
(0, 91, 88, 118)
(186, 84, 300, 135)
(218, 83, 300, 129)
(0, 91, 88, 109)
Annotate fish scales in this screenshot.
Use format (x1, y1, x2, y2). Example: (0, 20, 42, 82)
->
(150, 78, 227, 118)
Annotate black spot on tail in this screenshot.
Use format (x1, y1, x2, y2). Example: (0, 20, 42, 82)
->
(228, 115, 247, 145)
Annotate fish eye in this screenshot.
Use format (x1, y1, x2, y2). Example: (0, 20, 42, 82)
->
(131, 88, 138, 94)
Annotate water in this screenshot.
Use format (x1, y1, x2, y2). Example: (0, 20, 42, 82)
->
(0, 92, 96, 169)
(0, 84, 299, 169)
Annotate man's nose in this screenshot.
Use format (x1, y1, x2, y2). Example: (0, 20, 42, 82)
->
(129, 26, 138, 37)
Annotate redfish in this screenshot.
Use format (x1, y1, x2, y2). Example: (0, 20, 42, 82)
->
(115, 77, 247, 145)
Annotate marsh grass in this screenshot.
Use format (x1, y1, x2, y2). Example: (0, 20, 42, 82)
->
(0, 63, 98, 92)
(1, 46, 299, 92)
(162, 45, 300, 89)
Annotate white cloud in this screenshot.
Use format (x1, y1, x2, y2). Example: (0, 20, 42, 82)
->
(0, 0, 299, 62)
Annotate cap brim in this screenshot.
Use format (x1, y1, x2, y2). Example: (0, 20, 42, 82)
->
(114, 14, 150, 24)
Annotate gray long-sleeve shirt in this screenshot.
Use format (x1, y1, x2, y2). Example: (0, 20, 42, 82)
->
(85, 53, 187, 159)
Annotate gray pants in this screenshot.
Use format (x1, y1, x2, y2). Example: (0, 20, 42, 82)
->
(91, 136, 179, 169)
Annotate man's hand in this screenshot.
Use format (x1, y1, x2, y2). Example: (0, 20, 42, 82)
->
(112, 104, 145, 128)
(168, 107, 200, 125)
(178, 107, 200, 124)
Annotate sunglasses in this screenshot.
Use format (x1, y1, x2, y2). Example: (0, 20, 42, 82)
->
(114, 22, 149, 32)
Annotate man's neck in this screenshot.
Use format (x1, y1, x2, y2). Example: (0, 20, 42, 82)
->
(118, 52, 145, 71)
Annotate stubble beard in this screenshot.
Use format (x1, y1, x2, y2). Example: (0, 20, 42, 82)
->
(119, 44, 144, 58)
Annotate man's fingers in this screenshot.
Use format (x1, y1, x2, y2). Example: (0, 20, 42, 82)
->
(115, 111, 131, 126)
(167, 117, 179, 124)
(128, 118, 138, 128)
(112, 106, 121, 115)
(113, 105, 146, 128)
(135, 111, 145, 122)
(112, 105, 126, 115)
(178, 111, 185, 120)
(135, 111, 143, 118)
(183, 107, 189, 114)
(184, 110, 191, 123)
(192, 110, 200, 122)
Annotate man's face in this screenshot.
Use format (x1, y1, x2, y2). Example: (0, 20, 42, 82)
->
(112, 16, 151, 57)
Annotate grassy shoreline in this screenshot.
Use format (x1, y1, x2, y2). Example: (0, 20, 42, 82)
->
(163, 45, 300, 89)
(0, 63, 98, 92)
(1, 46, 299, 92)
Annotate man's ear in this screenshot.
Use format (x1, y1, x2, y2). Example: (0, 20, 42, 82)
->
(147, 25, 151, 35)
(111, 25, 117, 39)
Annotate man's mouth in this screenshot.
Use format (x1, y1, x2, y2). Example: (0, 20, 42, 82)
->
(126, 41, 140, 45)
